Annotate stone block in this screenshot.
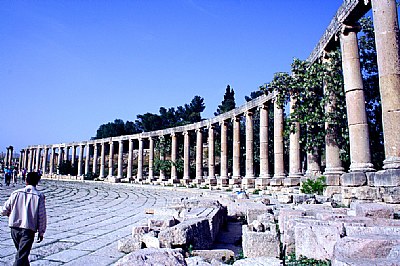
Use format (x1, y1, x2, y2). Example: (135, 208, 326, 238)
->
(341, 172, 367, 187)
(332, 235, 400, 262)
(270, 178, 283, 186)
(371, 169, 400, 187)
(292, 194, 314, 204)
(232, 257, 282, 266)
(132, 224, 150, 237)
(325, 174, 341, 186)
(142, 233, 160, 248)
(295, 220, 345, 260)
(148, 215, 177, 230)
(115, 248, 186, 266)
(346, 225, 400, 237)
(283, 177, 300, 187)
(242, 224, 280, 258)
(192, 249, 235, 263)
(255, 178, 270, 189)
(277, 194, 293, 204)
(324, 186, 342, 197)
(158, 218, 213, 249)
(354, 203, 394, 219)
(247, 208, 272, 224)
(117, 237, 142, 253)
(379, 187, 400, 204)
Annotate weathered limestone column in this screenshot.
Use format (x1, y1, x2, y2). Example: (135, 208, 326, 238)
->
(85, 144, 90, 176)
(271, 100, 286, 185)
(371, 0, 400, 170)
(93, 143, 98, 175)
(195, 128, 204, 184)
(138, 138, 144, 181)
(49, 147, 55, 175)
(35, 147, 41, 171)
(127, 139, 133, 180)
(243, 110, 255, 189)
(9, 146, 14, 166)
(148, 137, 154, 182)
(24, 149, 29, 170)
(99, 142, 105, 178)
(340, 24, 374, 172)
(78, 145, 84, 176)
(170, 133, 178, 183)
(29, 148, 35, 172)
(19, 150, 23, 171)
(64, 146, 69, 162)
(286, 97, 302, 186)
(5, 147, 10, 167)
(158, 137, 166, 182)
(306, 149, 321, 177)
(219, 120, 229, 187)
(108, 141, 114, 177)
(42, 147, 49, 174)
(71, 145, 76, 170)
(231, 116, 241, 186)
(183, 131, 190, 182)
(57, 147, 62, 174)
(117, 140, 124, 179)
(257, 103, 271, 188)
(207, 124, 217, 185)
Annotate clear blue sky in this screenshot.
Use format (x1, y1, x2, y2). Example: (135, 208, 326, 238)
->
(1, 0, 346, 154)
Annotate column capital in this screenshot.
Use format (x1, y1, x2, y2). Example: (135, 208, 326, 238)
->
(340, 23, 361, 36)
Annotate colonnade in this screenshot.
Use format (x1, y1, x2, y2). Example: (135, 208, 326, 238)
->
(17, 1, 399, 193)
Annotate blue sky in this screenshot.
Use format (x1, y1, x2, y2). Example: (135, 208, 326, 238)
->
(1, 0, 347, 154)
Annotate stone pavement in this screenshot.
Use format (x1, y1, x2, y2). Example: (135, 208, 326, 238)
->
(0, 179, 196, 266)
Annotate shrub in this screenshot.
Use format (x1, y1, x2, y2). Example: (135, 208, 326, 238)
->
(300, 176, 326, 195)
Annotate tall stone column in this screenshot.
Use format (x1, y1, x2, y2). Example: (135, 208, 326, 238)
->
(258, 103, 270, 188)
(170, 133, 178, 182)
(93, 144, 98, 175)
(158, 137, 166, 182)
(117, 140, 123, 179)
(340, 24, 374, 172)
(243, 110, 255, 189)
(306, 149, 321, 177)
(231, 116, 241, 185)
(272, 100, 286, 185)
(78, 145, 84, 176)
(195, 128, 204, 183)
(43, 147, 49, 174)
(29, 148, 35, 172)
(183, 131, 190, 181)
(100, 142, 105, 178)
(371, 0, 400, 170)
(148, 137, 154, 182)
(19, 150, 23, 171)
(64, 146, 69, 162)
(323, 52, 345, 185)
(108, 141, 114, 177)
(138, 138, 144, 181)
(286, 97, 302, 186)
(207, 124, 216, 185)
(57, 147, 62, 174)
(49, 147, 54, 175)
(35, 147, 41, 171)
(127, 139, 133, 180)
(5, 148, 10, 167)
(219, 120, 229, 187)
(71, 145, 76, 170)
(85, 144, 90, 176)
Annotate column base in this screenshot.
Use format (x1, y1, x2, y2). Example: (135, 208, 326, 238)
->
(192, 178, 204, 185)
(349, 162, 375, 172)
(241, 178, 255, 189)
(229, 177, 242, 186)
(180, 178, 191, 185)
(205, 178, 217, 186)
(217, 177, 229, 187)
(107, 176, 121, 183)
(255, 178, 270, 189)
(368, 169, 400, 187)
(341, 172, 368, 187)
(324, 173, 342, 186)
(270, 177, 284, 186)
(284, 177, 300, 187)
(167, 178, 180, 185)
(383, 156, 400, 170)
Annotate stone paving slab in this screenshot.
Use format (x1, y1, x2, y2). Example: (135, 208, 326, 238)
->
(0, 179, 203, 265)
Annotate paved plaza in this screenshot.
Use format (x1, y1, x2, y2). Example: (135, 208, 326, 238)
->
(0, 179, 196, 265)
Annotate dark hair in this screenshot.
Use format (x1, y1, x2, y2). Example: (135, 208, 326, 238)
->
(26, 172, 40, 186)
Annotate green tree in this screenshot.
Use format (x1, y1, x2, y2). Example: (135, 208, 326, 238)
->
(215, 85, 236, 116)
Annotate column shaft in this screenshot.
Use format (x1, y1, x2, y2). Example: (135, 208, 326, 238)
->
(78, 145, 84, 176)
(260, 104, 270, 178)
(196, 129, 203, 180)
(100, 143, 105, 178)
(118, 140, 123, 179)
(220, 121, 228, 179)
(148, 137, 154, 181)
(232, 116, 241, 179)
(183, 132, 190, 179)
(127, 139, 133, 179)
(85, 144, 90, 175)
(138, 138, 144, 181)
(93, 144, 98, 175)
(171, 133, 178, 180)
(208, 125, 215, 179)
(108, 141, 114, 176)
(273, 101, 286, 183)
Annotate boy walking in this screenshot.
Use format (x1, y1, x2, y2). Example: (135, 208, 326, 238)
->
(1, 172, 47, 265)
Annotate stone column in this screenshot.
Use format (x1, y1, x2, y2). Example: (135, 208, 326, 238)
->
(57, 147, 63, 175)
(243, 110, 255, 189)
(323, 52, 345, 185)
(71, 145, 76, 170)
(195, 128, 204, 183)
(340, 24, 374, 172)
(29, 148, 35, 172)
(49, 147, 55, 175)
(231, 116, 241, 185)
(219, 120, 229, 187)
(183, 131, 190, 181)
(5, 148, 10, 167)
(43, 147, 49, 174)
(371, 0, 400, 170)
(170, 133, 178, 182)
(158, 137, 166, 182)
(306, 149, 321, 177)
(9, 146, 14, 167)
(108, 141, 114, 177)
(64, 146, 69, 162)
(93, 144, 98, 175)
(100, 142, 105, 178)
(19, 150, 23, 171)
(78, 145, 84, 176)
(272, 100, 286, 185)
(127, 139, 133, 180)
(207, 124, 217, 185)
(148, 137, 154, 182)
(286, 97, 302, 186)
(35, 147, 41, 172)
(85, 144, 90, 176)
(257, 103, 270, 188)
(117, 140, 123, 179)
(138, 138, 144, 181)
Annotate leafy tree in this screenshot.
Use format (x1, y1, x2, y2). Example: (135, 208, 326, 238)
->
(215, 85, 236, 116)
(94, 119, 140, 139)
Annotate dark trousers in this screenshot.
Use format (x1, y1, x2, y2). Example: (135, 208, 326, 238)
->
(10, 227, 35, 266)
